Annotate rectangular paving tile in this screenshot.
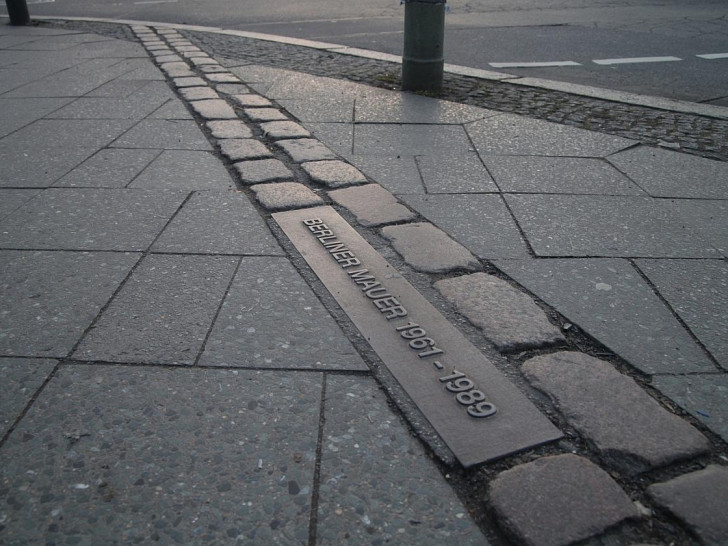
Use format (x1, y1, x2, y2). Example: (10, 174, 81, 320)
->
(4, 118, 136, 149)
(73, 254, 239, 365)
(417, 153, 498, 193)
(345, 154, 425, 195)
(355, 93, 494, 124)
(318, 375, 488, 545)
(401, 194, 531, 259)
(0, 97, 72, 138)
(53, 149, 161, 188)
(667, 199, 728, 258)
(0, 357, 56, 437)
(352, 124, 473, 156)
(45, 96, 168, 120)
(0, 189, 41, 220)
(199, 257, 367, 371)
(110, 120, 213, 150)
(0, 142, 96, 188)
(0, 189, 187, 251)
(152, 191, 284, 255)
(277, 97, 355, 123)
(505, 194, 719, 258)
(0, 251, 139, 358)
(0, 365, 321, 544)
(128, 150, 234, 190)
(274, 206, 562, 467)
(637, 259, 727, 370)
(495, 258, 716, 375)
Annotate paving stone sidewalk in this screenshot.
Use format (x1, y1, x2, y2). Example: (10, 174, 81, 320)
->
(1, 20, 727, 546)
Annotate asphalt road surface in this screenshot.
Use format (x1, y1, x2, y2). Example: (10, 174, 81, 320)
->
(8, 0, 728, 104)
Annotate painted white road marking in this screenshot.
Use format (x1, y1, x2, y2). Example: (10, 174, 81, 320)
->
(489, 61, 581, 68)
(593, 56, 682, 65)
(134, 0, 178, 4)
(696, 53, 728, 60)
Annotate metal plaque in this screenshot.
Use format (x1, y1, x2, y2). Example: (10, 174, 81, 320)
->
(273, 206, 562, 467)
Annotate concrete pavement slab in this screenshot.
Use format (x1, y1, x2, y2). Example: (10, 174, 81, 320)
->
(317, 375, 488, 545)
(110, 119, 213, 150)
(0, 141, 96, 188)
(352, 124, 473, 156)
(0, 365, 322, 544)
(0, 358, 57, 437)
(74, 254, 239, 365)
(354, 93, 495, 124)
(467, 113, 634, 157)
(344, 155, 424, 195)
(0, 189, 41, 220)
(129, 150, 234, 190)
(608, 145, 728, 199)
(483, 155, 645, 195)
(277, 97, 355, 123)
(152, 191, 284, 255)
(85, 79, 153, 98)
(0, 97, 73, 138)
(505, 194, 719, 258)
(0, 250, 139, 358)
(0, 189, 187, 251)
(4, 118, 135, 149)
(417, 153, 498, 194)
(667, 199, 728, 257)
(402, 194, 530, 260)
(146, 98, 194, 119)
(495, 258, 716, 375)
(652, 374, 728, 444)
(304, 122, 354, 157)
(251, 182, 324, 211)
(54, 148, 160, 188)
(199, 257, 367, 371)
(637, 259, 727, 370)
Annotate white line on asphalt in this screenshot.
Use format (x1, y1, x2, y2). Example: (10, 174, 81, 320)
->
(593, 56, 682, 65)
(134, 0, 177, 4)
(696, 53, 728, 60)
(489, 61, 581, 68)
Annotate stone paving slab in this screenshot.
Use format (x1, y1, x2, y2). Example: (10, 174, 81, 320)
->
(152, 191, 284, 255)
(73, 254, 239, 365)
(178, 86, 219, 101)
(234, 158, 294, 184)
(199, 257, 367, 371)
(218, 138, 272, 161)
(146, 99, 193, 120)
(0, 357, 57, 437)
(261, 121, 311, 140)
(129, 150, 234, 191)
(467, 113, 634, 157)
(496, 258, 716, 375)
(354, 93, 495, 124)
(0, 251, 139, 358)
(188, 98, 237, 120)
(317, 375, 488, 545)
(483, 155, 644, 195)
(276, 138, 338, 163)
(231, 94, 272, 107)
(0, 365, 322, 544)
(648, 465, 728, 545)
(343, 155, 425, 195)
(417, 153, 499, 194)
(173, 76, 206, 87)
(206, 119, 253, 139)
(637, 259, 728, 369)
(110, 119, 212, 150)
(244, 107, 288, 122)
(0, 97, 73, 138)
(668, 199, 728, 258)
(54, 148, 160, 188)
(523, 352, 710, 474)
(302, 160, 367, 188)
(5, 118, 135, 149)
(401, 194, 530, 259)
(304, 123, 354, 158)
(277, 97, 355, 123)
(381, 222, 480, 274)
(505, 194, 719, 258)
(328, 183, 417, 227)
(0, 189, 187, 251)
(608, 145, 728, 199)
(352, 124, 473, 156)
(435, 273, 564, 353)
(489, 454, 639, 546)
(652, 374, 728, 444)
(0, 189, 41, 220)
(251, 182, 324, 211)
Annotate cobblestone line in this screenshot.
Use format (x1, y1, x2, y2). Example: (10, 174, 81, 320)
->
(41, 19, 728, 162)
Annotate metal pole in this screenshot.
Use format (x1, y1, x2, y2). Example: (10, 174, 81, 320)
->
(5, 0, 30, 25)
(402, 0, 445, 92)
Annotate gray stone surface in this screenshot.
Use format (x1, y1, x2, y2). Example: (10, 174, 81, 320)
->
(129, 150, 234, 190)
(0, 251, 138, 357)
(189, 56, 217, 66)
(637, 259, 728, 369)
(653, 374, 728, 444)
(188, 98, 237, 120)
(496, 259, 716, 375)
(179, 86, 219, 101)
(215, 83, 252, 95)
(234, 158, 293, 184)
(0, 365, 321, 544)
(435, 273, 564, 353)
(317, 375, 488, 545)
(418, 153, 499, 194)
(153, 54, 182, 63)
(468, 113, 634, 157)
(489, 454, 639, 546)
(0, 189, 186, 251)
(251, 182, 324, 211)
(484, 155, 644, 195)
(74, 255, 239, 365)
(609, 146, 728, 199)
(381, 223, 480, 274)
(277, 97, 355, 123)
(328, 183, 416, 227)
(198, 64, 228, 73)
(206, 119, 253, 139)
(0, 189, 41, 220)
(111, 120, 212, 150)
(648, 466, 728, 545)
(305, 122, 354, 157)
(147, 99, 193, 120)
(0, 142, 96, 188)
(8, 118, 135, 149)
(152, 191, 284, 255)
(353, 124, 473, 156)
(0, 358, 56, 437)
(54, 148, 160, 188)
(668, 199, 728, 257)
(523, 352, 710, 473)
(354, 92, 494, 124)
(302, 160, 367, 188)
(218, 138, 272, 161)
(244, 107, 288, 122)
(261, 121, 311, 140)
(199, 257, 367, 370)
(276, 138, 338, 163)
(402, 194, 530, 259)
(172, 76, 206, 87)
(206, 72, 241, 83)
(345, 155, 424, 195)
(505, 195, 718, 258)
(158, 61, 195, 78)
(232, 94, 272, 107)
(0, 97, 73, 138)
